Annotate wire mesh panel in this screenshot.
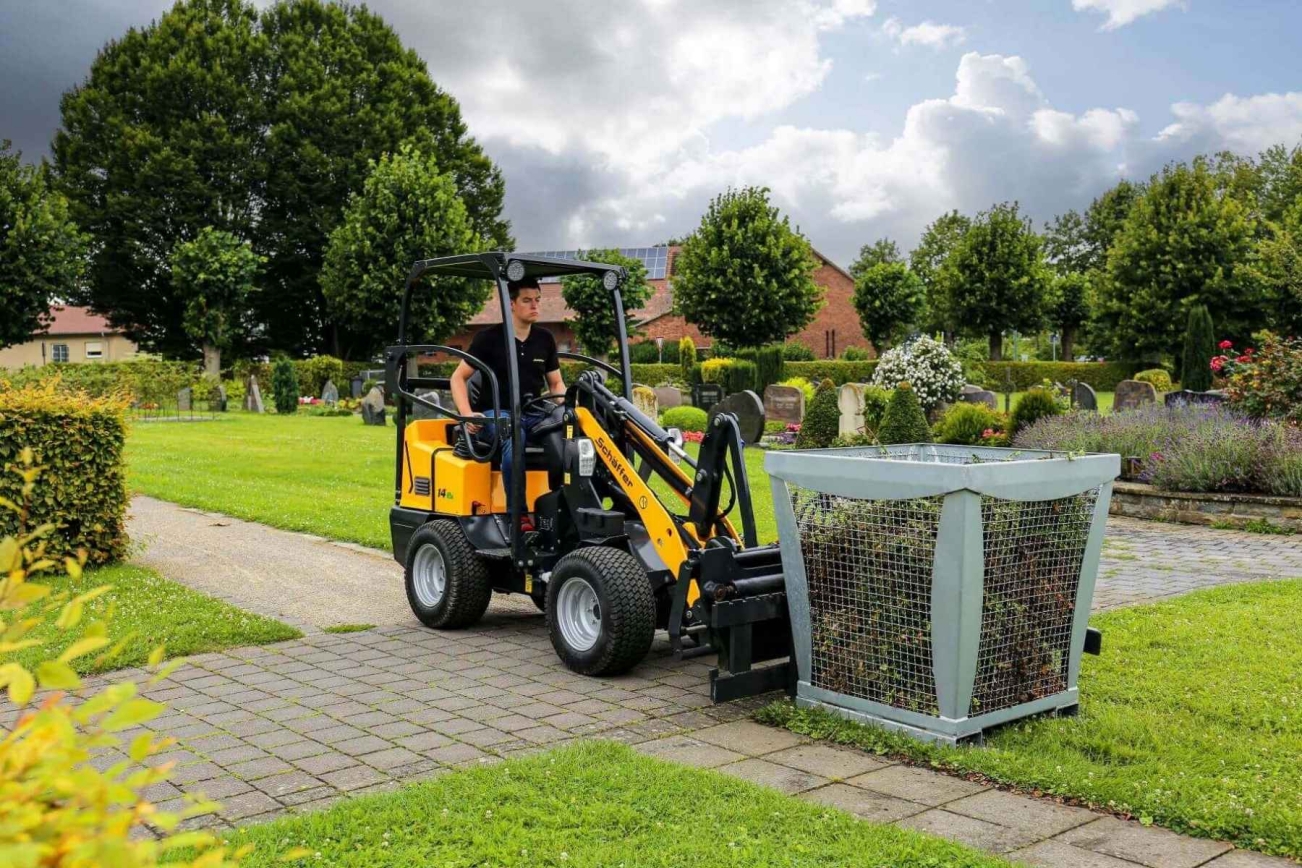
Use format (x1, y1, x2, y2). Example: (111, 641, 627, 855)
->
(792, 486, 944, 714)
(970, 489, 1099, 715)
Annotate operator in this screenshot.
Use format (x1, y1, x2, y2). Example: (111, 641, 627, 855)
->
(449, 276, 564, 514)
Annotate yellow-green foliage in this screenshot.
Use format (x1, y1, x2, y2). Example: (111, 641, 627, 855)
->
(0, 380, 129, 564)
(700, 358, 732, 384)
(1135, 368, 1174, 391)
(0, 452, 259, 867)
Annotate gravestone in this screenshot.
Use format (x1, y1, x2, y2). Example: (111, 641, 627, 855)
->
(633, 386, 658, 419)
(321, 379, 339, 405)
(362, 386, 387, 426)
(707, 390, 765, 444)
(411, 388, 443, 420)
(1114, 379, 1157, 412)
(1164, 389, 1228, 407)
(215, 383, 228, 412)
(176, 387, 191, 412)
(838, 383, 865, 436)
(763, 384, 804, 425)
(957, 388, 997, 409)
(654, 385, 683, 410)
(350, 375, 365, 399)
(692, 382, 725, 412)
(1073, 381, 1098, 412)
(244, 376, 264, 413)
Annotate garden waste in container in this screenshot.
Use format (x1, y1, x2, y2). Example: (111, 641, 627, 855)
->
(765, 443, 1120, 744)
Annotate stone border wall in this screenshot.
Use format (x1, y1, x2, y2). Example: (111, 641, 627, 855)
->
(1111, 482, 1302, 530)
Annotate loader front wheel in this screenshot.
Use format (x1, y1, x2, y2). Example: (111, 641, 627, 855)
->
(405, 520, 491, 629)
(546, 546, 655, 676)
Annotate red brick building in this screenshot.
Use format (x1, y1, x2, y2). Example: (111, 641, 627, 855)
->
(445, 246, 871, 359)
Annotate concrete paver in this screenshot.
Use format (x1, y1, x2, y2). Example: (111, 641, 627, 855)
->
(1062, 817, 1234, 868)
(898, 809, 1042, 854)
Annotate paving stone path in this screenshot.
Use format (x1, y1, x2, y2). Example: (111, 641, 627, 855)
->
(40, 497, 1301, 864)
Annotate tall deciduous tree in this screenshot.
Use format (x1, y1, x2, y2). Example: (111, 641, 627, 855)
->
(320, 146, 486, 359)
(1047, 272, 1091, 362)
(1043, 210, 1091, 276)
(1083, 180, 1144, 272)
(852, 262, 924, 353)
(1097, 158, 1261, 362)
(909, 211, 970, 336)
(1249, 200, 1302, 336)
(257, 0, 509, 356)
(848, 238, 901, 279)
(53, 0, 264, 359)
(672, 187, 822, 349)
(559, 249, 651, 358)
(169, 227, 262, 375)
(1, 143, 88, 349)
(939, 202, 1048, 360)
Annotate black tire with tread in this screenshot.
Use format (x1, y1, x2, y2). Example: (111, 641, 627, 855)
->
(404, 520, 492, 629)
(546, 546, 655, 676)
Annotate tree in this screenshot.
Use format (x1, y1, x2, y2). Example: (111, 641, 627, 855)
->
(938, 202, 1048, 360)
(1047, 272, 1091, 361)
(849, 238, 901, 279)
(909, 210, 970, 335)
(320, 146, 486, 359)
(1248, 200, 1302, 337)
(1043, 210, 1090, 276)
(1082, 180, 1144, 272)
(1097, 158, 1260, 362)
(672, 187, 822, 348)
(256, 0, 509, 356)
(169, 227, 261, 375)
(52, 0, 264, 359)
(0, 142, 87, 348)
(53, 0, 510, 360)
(852, 262, 924, 352)
(1255, 143, 1302, 224)
(559, 249, 652, 358)
(1181, 305, 1216, 392)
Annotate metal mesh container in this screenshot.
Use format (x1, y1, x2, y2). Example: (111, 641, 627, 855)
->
(765, 443, 1119, 743)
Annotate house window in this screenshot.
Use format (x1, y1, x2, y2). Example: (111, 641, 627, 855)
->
(52, 344, 69, 363)
(85, 341, 104, 360)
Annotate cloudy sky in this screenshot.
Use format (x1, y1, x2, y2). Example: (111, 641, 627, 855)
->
(4, 0, 1302, 266)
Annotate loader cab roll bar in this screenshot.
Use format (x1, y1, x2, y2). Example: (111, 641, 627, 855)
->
(389, 252, 633, 568)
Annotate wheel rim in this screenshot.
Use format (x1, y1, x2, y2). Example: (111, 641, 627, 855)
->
(556, 576, 601, 652)
(412, 544, 447, 608)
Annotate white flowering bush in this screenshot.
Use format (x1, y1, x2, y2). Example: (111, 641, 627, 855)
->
(871, 336, 964, 411)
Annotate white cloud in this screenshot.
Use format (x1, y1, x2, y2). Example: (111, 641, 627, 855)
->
(1071, 0, 1185, 30)
(882, 17, 967, 49)
(1157, 92, 1302, 154)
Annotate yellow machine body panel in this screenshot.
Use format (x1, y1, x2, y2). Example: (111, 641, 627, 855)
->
(400, 419, 547, 515)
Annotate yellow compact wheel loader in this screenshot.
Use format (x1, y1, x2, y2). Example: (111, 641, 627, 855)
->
(387, 253, 792, 700)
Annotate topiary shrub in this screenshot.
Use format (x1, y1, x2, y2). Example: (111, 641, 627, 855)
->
(783, 340, 816, 361)
(1009, 388, 1063, 439)
(934, 402, 1008, 445)
(795, 379, 840, 449)
(861, 385, 892, 432)
(679, 337, 697, 382)
(1182, 304, 1216, 392)
(754, 344, 785, 394)
(272, 356, 299, 415)
(840, 345, 870, 361)
(1134, 368, 1173, 392)
(0, 380, 128, 564)
(700, 358, 731, 384)
(724, 359, 757, 394)
(660, 405, 709, 433)
(877, 382, 932, 444)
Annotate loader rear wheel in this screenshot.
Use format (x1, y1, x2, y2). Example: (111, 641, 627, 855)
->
(405, 520, 491, 629)
(546, 546, 654, 676)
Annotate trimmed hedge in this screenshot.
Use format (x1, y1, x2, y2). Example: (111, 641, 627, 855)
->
(782, 360, 1143, 391)
(0, 381, 129, 564)
(785, 360, 878, 386)
(0, 360, 194, 404)
(414, 361, 683, 389)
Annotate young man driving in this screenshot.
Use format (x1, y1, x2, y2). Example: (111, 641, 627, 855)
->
(449, 277, 564, 513)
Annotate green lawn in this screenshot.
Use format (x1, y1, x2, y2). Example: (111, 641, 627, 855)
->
(228, 740, 1007, 867)
(759, 579, 1302, 860)
(17, 563, 301, 674)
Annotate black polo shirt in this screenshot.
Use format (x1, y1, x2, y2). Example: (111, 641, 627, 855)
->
(466, 325, 560, 412)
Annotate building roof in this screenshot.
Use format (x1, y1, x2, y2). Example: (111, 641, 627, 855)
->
(40, 306, 120, 336)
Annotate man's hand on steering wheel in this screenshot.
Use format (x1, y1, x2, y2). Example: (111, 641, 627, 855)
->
(464, 412, 487, 435)
(522, 392, 565, 414)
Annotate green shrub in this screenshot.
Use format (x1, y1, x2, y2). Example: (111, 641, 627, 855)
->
(272, 357, 299, 414)
(0, 360, 196, 405)
(840, 345, 870, 361)
(679, 337, 697, 382)
(1182, 304, 1216, 392)
(297, 354, 345, 398)
(223, 376, 246, 405)
(1009, 388, 1063, 438)
(783, 341, 816, 361)
(0, 380, 129, 564)
(660, 405, 708, 433)
(861, 385, 891, 431)
(754, 345, 786, 394)
(778, 359, 1142, 391)
(629, 340, 679, 364)
(1135, 368, 1173, 392)
(700, 358, 731, 384)
(795, 379, 840, 449)
(688, 363, 703, 386)
(785, 360, 878, 386)
(934, 402, 1007, 445)
(779, 377, 815, 404)
(724, 359, 758, 394)
(830, 432, 875, 447)
(877, 382, 932, 444)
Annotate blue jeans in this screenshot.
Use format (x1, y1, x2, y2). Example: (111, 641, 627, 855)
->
(476, 409, 549, 511)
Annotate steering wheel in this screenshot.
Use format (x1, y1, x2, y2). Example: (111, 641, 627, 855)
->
(522, 393, 566, 415)
(460, 413, 502, 462)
